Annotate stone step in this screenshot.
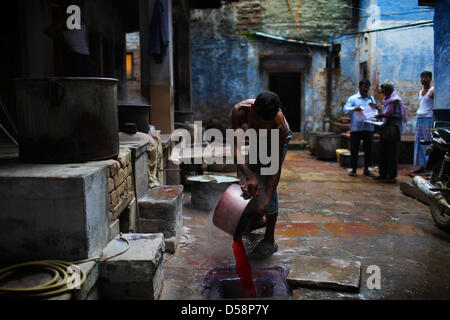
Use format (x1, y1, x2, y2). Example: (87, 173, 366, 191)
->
(287, 255, 362, 293)
(138, 185, 184, 253)
(99, 233, 165, 300)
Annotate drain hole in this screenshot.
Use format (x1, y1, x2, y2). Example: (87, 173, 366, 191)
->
(219, 278, 274, 299)
(203, 267, 289, 300)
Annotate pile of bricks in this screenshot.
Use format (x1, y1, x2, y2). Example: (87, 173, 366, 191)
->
(105, 148, 135, 224)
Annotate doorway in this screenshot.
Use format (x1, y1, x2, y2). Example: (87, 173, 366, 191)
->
(269, 73, 301, 132)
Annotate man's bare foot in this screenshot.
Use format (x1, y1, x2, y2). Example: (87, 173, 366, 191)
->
(249, 239, 278, 259)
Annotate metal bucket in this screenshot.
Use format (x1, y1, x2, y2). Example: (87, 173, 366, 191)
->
(15, 77, 119, 164)
(316, 132, 341, 160)
(213, 184, 251, 239)
(309, 132, 318, 155)
(118, 104, 151, 134)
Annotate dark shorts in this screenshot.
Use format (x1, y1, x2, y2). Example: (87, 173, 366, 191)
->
(244, 132, 292, 215)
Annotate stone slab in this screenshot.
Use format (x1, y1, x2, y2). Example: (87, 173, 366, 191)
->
(99, 234, 165, 300)
(139, 218, 182, 254)
(287, 255, 361, 292)
(0, 159, 110, 262)
(138, 185, 184, 220)
(138, 186, 184, 253)
(73, 261, 100, 300)
(292, 288, 363, 300)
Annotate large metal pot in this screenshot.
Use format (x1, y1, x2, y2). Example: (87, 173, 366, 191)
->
(15, 77, 119, 164)
(213, 183, 261, 240)
(118, 104, 151, 134)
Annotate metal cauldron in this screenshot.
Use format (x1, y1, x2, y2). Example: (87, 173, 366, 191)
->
(188, 175, 240, 211)
(213, 184, 260, 240)
(15, 77, 119, 164)
(118, 104, 151, 134)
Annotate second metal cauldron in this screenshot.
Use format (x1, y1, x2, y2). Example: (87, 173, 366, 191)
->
(15, 77, 119, 164)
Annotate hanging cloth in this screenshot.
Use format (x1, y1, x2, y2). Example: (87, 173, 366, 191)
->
(148, 0, 169, 64)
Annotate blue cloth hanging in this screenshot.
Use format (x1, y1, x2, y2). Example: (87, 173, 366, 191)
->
(148, 0, 169, 64)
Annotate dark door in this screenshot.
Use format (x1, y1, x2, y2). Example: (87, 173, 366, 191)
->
(269, 73, 301, 132)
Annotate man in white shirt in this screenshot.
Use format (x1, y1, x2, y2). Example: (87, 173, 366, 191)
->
(343, 80, 378, 177)
(413, 71, 434, 174)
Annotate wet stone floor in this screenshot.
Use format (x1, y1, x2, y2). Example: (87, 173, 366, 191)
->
(160, 150, 450, 300)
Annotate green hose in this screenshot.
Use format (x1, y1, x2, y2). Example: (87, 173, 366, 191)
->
(0, 234, 130, 300)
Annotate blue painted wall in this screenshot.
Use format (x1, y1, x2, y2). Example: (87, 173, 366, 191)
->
(434, 0, 450, 114)
(190, 1, 355, 132)
(191, 35, 330, 132)
(191, 37, 263, 123)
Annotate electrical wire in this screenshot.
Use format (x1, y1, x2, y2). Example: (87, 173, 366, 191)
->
(0, 233, 130, 300)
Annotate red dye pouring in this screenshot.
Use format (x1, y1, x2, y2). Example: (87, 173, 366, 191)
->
(232, 238, 257, 298)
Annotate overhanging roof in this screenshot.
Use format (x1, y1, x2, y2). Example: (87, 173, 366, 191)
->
(254, 32, 330, 48)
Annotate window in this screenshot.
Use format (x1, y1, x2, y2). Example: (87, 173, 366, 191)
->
(360, 62, 368, 80)
(126, 52, 134, 80)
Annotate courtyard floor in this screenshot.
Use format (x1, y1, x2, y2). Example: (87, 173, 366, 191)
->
(160, 150, 450, 300)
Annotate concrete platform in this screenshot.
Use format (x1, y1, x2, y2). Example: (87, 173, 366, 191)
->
(287, 255, 362, 292)
(0, 159, 110, 262)
(99, 233, 165, 300)
(138, 186, 184, 253)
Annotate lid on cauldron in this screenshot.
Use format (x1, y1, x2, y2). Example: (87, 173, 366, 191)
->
(122, 123, 138, 135)
(187, 175, 240, 184)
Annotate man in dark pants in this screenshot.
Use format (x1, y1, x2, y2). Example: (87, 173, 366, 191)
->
(343, 80, 378, 177)
(374, 80, 407, 184)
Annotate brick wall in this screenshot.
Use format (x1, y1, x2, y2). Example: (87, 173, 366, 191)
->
(235, 0, 262, 32)
(261, 0, 357, 41)
(191, 0, 357, 40)
(105, 148, 134, 224)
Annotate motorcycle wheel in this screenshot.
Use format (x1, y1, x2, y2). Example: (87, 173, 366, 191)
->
(430, 202, 450, 232)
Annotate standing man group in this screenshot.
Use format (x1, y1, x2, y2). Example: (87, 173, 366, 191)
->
(343, 80, 378, 177)
(413, 71, 435, 174)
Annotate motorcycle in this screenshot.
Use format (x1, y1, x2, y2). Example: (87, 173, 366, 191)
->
(413, 121, 450, 232)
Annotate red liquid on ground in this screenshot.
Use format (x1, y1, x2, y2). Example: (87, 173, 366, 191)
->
(232, 238, 257, 298)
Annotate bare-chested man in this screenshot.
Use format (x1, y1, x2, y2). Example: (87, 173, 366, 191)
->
(231, 91, 292, 259)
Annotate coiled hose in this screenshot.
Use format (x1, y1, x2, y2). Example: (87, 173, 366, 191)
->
(0, 234, 130, 300)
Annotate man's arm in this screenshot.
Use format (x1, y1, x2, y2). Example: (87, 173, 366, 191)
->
(343, 97, 361, 114)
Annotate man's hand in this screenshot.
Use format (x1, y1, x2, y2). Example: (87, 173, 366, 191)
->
(241, 174, 260, 199)
(369, 103, 378, 110)
(354, 106, 363, 112)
